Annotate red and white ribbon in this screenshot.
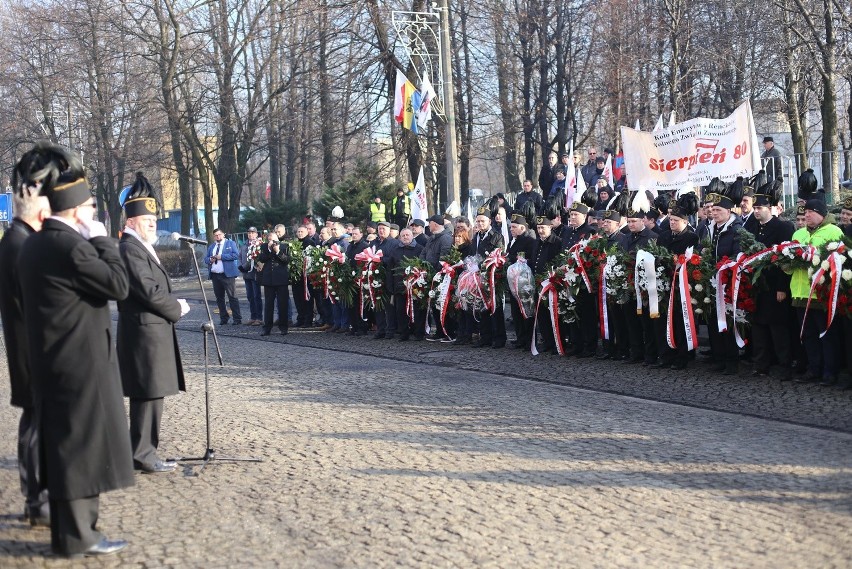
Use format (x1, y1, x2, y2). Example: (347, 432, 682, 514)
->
(635, 250, 659, 318)
(598, 255, 609, 339)
(666, 247, 699, 351)
(431, 261, 462, 336)
(508, 257, 532, 319)
(482, 249, 508, 314)
(801, 251, 844, 339)
(354, 247, 384, 318)
(569, 243, 593, 294)
(302, 254, 311, 301)
(404, 267, 427, 324)
(531, 272, 565, 356)
(713, 256, 740, 333)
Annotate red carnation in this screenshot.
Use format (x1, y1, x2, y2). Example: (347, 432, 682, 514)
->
(690, 256, 700, 266)
(691, 270, 702, 281)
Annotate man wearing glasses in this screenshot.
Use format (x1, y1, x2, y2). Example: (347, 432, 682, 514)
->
(581, 147, 598, 186)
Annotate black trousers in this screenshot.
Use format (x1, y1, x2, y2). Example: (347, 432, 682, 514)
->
(479, 302, 506, 346)
(570, 291, 599, 354)
(752, 306, 792, 374)
(708, 314, 739, 372)
(660, 306, 691, 367)
(50, 495, 102, 555)
(18, 407, 48, 517)
(798, 307, 840, 378)
(129, 398, 164, 468)
(605, 302, 629, 358)
(264, 284, 290, 332)
(623, 304, 644, 360)
(394, 292, 425, 338)
(211, 273, 242, 323)
(376, 298, 397, 335)
(292, 280, 312, 325)
(509, 294, 533, 348)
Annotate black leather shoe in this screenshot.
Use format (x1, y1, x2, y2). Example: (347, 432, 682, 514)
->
(280, 329, 289, 336)
(670, 362, 687, 370)
(373, 333, 385, 339)
(84, 538, 129, 557)
(260, 330, 271, 336)
(596, 353, 611, 360)
(491, 342, 505, 349)
(137, 461, 176, 474)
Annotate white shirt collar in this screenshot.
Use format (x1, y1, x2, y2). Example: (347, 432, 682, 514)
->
(49, 215, 81, 233)
(123, 226, 161, 264)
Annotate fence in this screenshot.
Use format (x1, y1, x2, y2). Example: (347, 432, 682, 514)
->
(768, 150, 852, 210)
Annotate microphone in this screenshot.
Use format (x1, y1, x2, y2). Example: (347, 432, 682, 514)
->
(171, 232, 207, 245)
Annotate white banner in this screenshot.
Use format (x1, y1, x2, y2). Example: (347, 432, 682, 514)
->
(620, 101, 761, 193)
(411, 166, 428, 221)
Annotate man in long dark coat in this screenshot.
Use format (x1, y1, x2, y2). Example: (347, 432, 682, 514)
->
(0, 143, 54, 526)
(117, 173, 189, 474)
(19, 162, 134, 558)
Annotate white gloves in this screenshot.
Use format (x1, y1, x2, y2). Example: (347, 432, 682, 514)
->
(177, 298, 190, 317)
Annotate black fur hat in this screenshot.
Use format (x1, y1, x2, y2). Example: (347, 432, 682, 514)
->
(669, 192, 699, 220)
(754, 180, 783, 208)
(12, 141, 83, 198)
(653, 194, 671, 215)
(702, 177, 727, 203)
(580, 187, 598, 208)
(518, 199, 537, 228)
(746, 170, 767, 197)
(485, 195, 501, 218)
(798, 168, 817, 197)
(606, 191, 630, 216)
(543, 196, 565, 220)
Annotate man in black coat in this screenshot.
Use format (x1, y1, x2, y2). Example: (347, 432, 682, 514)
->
(409, 219, 428, 246)
(564, 202, 599, 357)
(387, 228, 425, 340)
(750, 188, 795, 380)
(538, 152, 558, 196)
(740, 186, 759, 235)
(704, 191, 743, 374)
(514, 180, 543, 215)
(655, 210, 700, 369)
(0, 152, 52, 526)
(598, 210, 630, 361)
(622, 205, 659, 364)
(292, 225, 315, 327)
(507, 214, 538, 349)
(372, 221, 400, 339)
(19, 166, 134, 557)
(473, 207, 506, 347)
(117, 181, 189, 474)
(532, 217, 564, 353)
(346, 226, 371, 335)
(419, 214, 452, 269)
(257, 226, 291, 336)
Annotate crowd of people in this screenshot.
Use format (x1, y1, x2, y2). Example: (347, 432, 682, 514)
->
(233, 159, 852, 392)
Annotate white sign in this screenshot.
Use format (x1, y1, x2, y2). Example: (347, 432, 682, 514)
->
(620, 100, 761, 193)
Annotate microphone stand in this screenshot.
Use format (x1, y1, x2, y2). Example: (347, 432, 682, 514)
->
(170, 241, 261, 475)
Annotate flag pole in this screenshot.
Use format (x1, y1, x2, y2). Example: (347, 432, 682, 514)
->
(438, 0, 460, 210)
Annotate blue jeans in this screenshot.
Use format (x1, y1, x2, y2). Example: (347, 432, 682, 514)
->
(243, 277, 263, 320)
(331, 301, 349, 329)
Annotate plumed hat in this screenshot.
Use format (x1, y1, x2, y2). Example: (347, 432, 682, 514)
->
(669, 191, 699, 220)
(606, 191, 630, 217)
(626, 190, 651, 218)
(798, 168, 817, 200)
(754, 180, 783, 208)
(543, 196, 565, 220)
(124, 172, 160, 218)
(653, 193, 671, 215)
(702, 177, 727, 204)
(13, 141, 85, 207)
(580, 187, 598, 208)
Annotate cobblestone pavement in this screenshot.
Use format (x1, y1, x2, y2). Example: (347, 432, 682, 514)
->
(0, 281, 849, 567)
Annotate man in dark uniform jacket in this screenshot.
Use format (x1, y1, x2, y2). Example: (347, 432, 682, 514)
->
(564, 202, 598, 357)
(532, 216, 564, 353)
(473, 207, 506, 348)
(704, 183, 743, 374)
(292, 225, 315, 327)
(19, 162, 134, 558)
(0, 144, 53, 526)
(117, 174, 189, 474)
(740, 183, 759, 235)
(655, 199, 700, 369)
(409, 219, 428, 246)
(598, 209, 630, 361)
(346, 226, 371, 335)
(750, 182, 795, 380)
(507, 214, 538, 349)
(257, 227, 291, 336)
(622, 193, 659, 364)
(387, 228, 425, 340)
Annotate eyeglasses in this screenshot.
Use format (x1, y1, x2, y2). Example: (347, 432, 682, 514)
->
(589, 152, 597, 155)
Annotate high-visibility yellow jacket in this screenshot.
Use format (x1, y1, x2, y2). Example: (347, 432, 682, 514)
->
(369, 202, 386, 222)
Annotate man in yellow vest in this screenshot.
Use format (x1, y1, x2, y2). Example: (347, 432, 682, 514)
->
(369, 195, 386, 223)
(390, 187, 411, 228)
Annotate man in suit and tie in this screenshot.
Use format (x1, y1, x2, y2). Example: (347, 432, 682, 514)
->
(205, 228, 242, 325)
(117, 173, 190, 474)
